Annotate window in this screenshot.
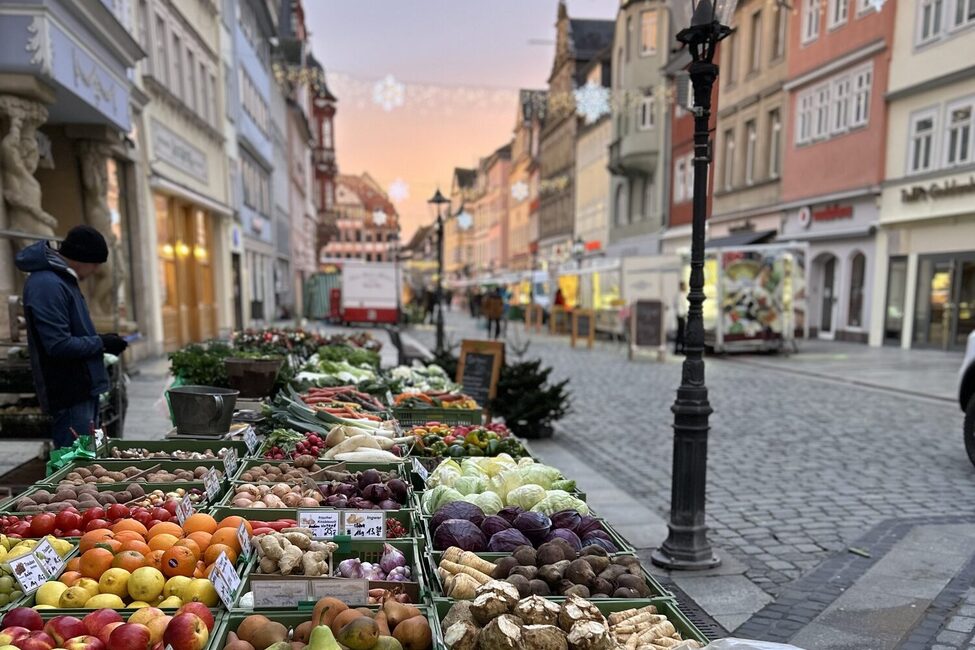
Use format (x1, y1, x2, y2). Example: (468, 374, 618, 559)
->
(209, 72, 218, 125)
(749, 11, 762, 72)
(641, 11, 658, 56)
(186, 49, 196, 112)
(945, 102, 973, 166)
(725, 32, 737, 85)
(772, 3, 787, 59)
(856, 0, 879, 15)
(626, 16, 633, 59)
(137, 0, 150, 50)
(919, 0, 944, 43)
(199, 63, 209, 123)
(908, 111, 936, 173)
(171, 33, 183, 99)
(615, 184, 626, 225)
(637, 93, 655, 131)
(674, 158, 687, 203)
(813, 84, 830, 139)
(768, 109, 782, 178)
(723, 130, 735, 190)
(954, 0, 975, 28)
(802, 0, 821, 43)
(644, 174, 655, 218)
(851, 65, 872, 127)
(745, 120, 757, 185)
(154, 15, 168, 84)
(323, 119, 333, 148)
(831, 76, 851, 133)
(829, 0, 849, 28)
(848, 252, 866, 328)
(797, 92, 814, 144)
(239, 68, 269, 134)
(241, 154, 271, 216)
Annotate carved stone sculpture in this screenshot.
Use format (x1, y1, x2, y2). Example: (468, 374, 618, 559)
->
(0, 95, 55, 241)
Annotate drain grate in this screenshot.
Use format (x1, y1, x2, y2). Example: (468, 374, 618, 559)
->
(660, 576, 728, 641)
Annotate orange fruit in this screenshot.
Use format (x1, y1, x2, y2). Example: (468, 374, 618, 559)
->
(203, 543, 236, 566)
(112, 550, 146, 573)
(94, 539, 122, 554)
(209, 528, 241, 554)
(192, 561, 207, 578)
(217, 516, 252, 535)
(147, 522, 183, 539)
(161, 546, 196, 578)
(80, 529, 114, 553)
(59, 570, 82, 586)
(66, 557, 81, 572)
(148, 533, 179, 553)
(203, 563, 216, 578)
(181, 513, 217, 535)
(80, 548, 115, 579)
(145, 549, 165, 570)
(112, 519, 148, 538)
(186, 531, 212, 553)
(120, 539, 152, 556)
(173, 538, 201, 560)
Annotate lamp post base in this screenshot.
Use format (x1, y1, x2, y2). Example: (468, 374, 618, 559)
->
(650, 546, 720, 571)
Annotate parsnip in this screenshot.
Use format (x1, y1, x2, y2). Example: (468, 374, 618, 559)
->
(333, 449, 401, 462)
(322, 434, 382, 459)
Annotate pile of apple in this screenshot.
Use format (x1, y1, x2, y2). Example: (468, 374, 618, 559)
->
(1, 503, 183, 538)
(0, 604, 214, 650)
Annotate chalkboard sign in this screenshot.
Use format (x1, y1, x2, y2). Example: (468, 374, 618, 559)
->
(633, 300, 664, 348)
(524, 304, 544, 333)
(550, 306, 569, 335)
(457, 340, 504, 411)
(571, 309, 595, 349)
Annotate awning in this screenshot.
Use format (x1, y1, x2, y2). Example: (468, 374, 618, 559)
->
(705, 229, 777, 249)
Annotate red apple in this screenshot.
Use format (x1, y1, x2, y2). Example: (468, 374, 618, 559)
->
(96, 622, 124, 647)
(82, 609, 123, 637)
(29, 514, 56, 537)
(44, 616, 86, 646)
(80, 508, 105, 525)
(63, 528, 82, 536)
(108, 623, 151, 650)
(84, 518, 110, 532)
(175, 604, 213, 632)
(2, 608, 43, 631)
(144, 615, 171, 645)
(0, 626, 29, 644)
(132, 510, 151, 525)
(150, 507, 170, 522)
(54, 511, 82, 532)
(15, 630, 56, 650)
(161, 613, 208, 650)
(106, 504, 130, 520)
(63, 635, 106, 650)
(163, 500, 178, 516)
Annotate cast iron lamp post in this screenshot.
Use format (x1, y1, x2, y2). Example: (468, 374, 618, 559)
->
(428, 188, 450, 355)
(571, 236, 586, 269)
(651, 0, 737, 571)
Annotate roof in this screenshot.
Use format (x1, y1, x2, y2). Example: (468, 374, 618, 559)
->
(405, 224, 434, 252)
(307, 53, 337, 101)
(706, 229, 777, 249)
(336, 173, 397, 218)
(569, 19, 615, 62)
(453, 168, 476, 189)
(520, 89, 547, 124)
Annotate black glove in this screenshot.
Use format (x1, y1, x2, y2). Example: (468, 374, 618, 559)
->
(100, 333, 128, 355)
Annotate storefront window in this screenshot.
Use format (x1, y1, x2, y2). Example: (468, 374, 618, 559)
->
(885, 257, 907, 344)
(847, 252, 865, 327)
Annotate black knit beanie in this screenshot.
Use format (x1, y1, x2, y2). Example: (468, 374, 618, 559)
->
(60, 225, 108, 264)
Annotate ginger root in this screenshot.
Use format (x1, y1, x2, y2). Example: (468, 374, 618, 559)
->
(279, 544, 303, 575)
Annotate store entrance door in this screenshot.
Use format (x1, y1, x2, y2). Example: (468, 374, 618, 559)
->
(819, 256, 836, 339)
(914, 252, 975, 350)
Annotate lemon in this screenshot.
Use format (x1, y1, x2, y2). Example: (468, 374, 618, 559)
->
(76, 578, 100, 600)
(163, 575, 191, 599)
(0, 547, 7, 562)
(34, 581, 68, 607)
(128, 601, 151, 608)
(98, 568, 131, 598)
(59, 586, 91, 608)
(33, 604, 55, 609)
(181, 578, 218, 607)
(157, 595, 182, 608)
(128, 567, 165, 602)
(85, 593, 125, 609)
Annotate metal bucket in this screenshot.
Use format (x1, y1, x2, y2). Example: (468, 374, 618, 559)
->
(167, 385, 238, 436)
(224, 357, 283, 398)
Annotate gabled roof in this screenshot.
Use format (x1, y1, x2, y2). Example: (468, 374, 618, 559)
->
(453, 168, 476, 189)
(568, 19, 615, 62)
(519, 89, 547, 124)
(337, 173, 397, 218)
(308, 53, 337, 102)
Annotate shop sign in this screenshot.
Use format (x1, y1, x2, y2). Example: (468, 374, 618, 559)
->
(813, 205, 853, 222)
(902, 177, 975, 202)
(151, 119, 209, 182)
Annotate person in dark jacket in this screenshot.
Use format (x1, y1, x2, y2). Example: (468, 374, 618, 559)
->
(15, 226, 128, 448)
(482, 287, 505, 340)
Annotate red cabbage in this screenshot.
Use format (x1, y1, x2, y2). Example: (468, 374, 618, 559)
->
(576, 515, 603, 537)
(497, 506, 525, 523)
(545, 528, 582, 552)
(363, 483, 391, 503)
(480, 515, 513, 537)
(433, 519, 487, 551)
(550, 510, 582, 532)
(513, 512, 552, 544)
(431, 502, 485, 531)
(582, 536, 618, 553)
(487, 528, 532, 552)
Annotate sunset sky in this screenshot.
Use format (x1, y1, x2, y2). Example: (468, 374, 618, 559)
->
(304, 0, 618, 239)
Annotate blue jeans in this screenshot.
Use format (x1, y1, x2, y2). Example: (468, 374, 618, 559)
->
(51, 398, 99, 448)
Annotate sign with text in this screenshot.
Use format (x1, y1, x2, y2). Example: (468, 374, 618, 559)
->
(175, 494, 194, 526)
(297, 510, 340, 539)
(244, 427, 258, 454)
(9, 553, 46, 595)
(571, 309, 596, 349)
(223, 447, 238, 477)
(252, 578, 311, 608)
(550, 306, 570, 335)
(457, 339, 504, 411)
(307, 578, 370, 605)
(237, 521, 253, 558)
(204, 468, 221, 500)
(212, 551, 240, 609)
(32, 539, 65, 577)
(412, 458, 429, 483)
(630, 300, 665, 361)
(342, 511, 385, 539)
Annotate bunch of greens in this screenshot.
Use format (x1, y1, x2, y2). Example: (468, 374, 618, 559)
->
(168, 342, 233, 387)
(317, 344, 381, 369)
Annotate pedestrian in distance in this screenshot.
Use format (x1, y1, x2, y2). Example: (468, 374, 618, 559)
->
(15, 226, 128, 448)
(482, 287, 505, 340)
(424, 288, 436, 325)
(673, 280, 688, 355)
(554, 287, 566, 309)
(445, 289, 453, 312)
(471, 289, 482, 319)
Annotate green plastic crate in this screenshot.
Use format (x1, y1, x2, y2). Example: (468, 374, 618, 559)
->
(101, 438, 249, 461)
(43, 458, 229, 487)
(207, 506, 419, 543)
(1, 482, 218, 515)
(230, 458, 410, 486)
(392, 407, 482, 427)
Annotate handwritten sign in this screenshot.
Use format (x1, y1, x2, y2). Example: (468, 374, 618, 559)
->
(307, 578, 369, 605)
(457, 339, 504, 412)
(343, 511, 385, 539)
(8, 553, 46, 595)
(412, 458, 429, 483)
(175, 494, 194, 526)
(571, 309, 596, 349)
(32, 539, 65, 576)
(252, 578, 311, 607)
(244, 427, 258, 454)
(212, 551, 240, 608)
(204, 468, 221, 500)
(237, 521, 252, 558)
(629, 300, 666, 361)
(223, 447, 238, 477)
(297, 510, 340, 539)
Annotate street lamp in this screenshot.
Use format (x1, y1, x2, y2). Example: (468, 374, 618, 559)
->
(571, 237, 586, 268)
(428, 188, 450, 355)
(651, 0, 737, 571)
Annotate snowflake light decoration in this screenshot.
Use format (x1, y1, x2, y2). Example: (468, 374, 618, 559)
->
(372, 209, 388, 226)
(387, 179, 409, 203)
(456, 211, 474, 231)
(865, 0, 885, 9)
(573, 81, 610, 125)
(510, 181, 529, 202)
(372, 74, 405, 112)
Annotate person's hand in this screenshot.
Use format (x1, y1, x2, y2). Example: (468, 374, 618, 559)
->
(100, 333, 128, 355)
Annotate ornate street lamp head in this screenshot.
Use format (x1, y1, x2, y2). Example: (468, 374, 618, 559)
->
(672, 0, 738, 62)
(427, 188, 449, 220)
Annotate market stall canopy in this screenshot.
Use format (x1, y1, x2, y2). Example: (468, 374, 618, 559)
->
(706, 229, 777, 249)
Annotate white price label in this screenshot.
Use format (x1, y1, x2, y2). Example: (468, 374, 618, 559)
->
(237, 521, 252, 558)
(308, 578, 369, 605)
(412, 458, 429, 482)
(204, 468, 221, 500)
(32, 539, 65, 576)
(223, 447, 238, 476)
(8, 553, 47, 595)
(342, 511, 386, 539)
(244, 427, 258, 454)
(297, 510, 340, 538)
(175, 494, 194, 525)
(94, 428, 107, 448)
(212, 551, 240, 609)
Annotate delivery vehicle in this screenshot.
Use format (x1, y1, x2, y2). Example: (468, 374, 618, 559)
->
(960, 331, 975, 465)
(339, 260, 399, 325)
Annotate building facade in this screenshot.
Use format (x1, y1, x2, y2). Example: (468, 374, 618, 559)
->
(508, 91, 546, 272)
(870, 1, 975, 350)
(323, 174, 398, 262)
(575, 56, 612, 255)
(446, 168, 476, 280)
(607, 0, 668, 257)
(779, 0, 895, 343)
(479, 144, 512, 273)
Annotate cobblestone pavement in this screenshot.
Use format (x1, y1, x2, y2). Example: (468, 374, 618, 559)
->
(412, 316, 968, 599)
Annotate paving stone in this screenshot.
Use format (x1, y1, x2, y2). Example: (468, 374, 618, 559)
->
(947, 616, 975, 634)
(939, 630, 971, 645)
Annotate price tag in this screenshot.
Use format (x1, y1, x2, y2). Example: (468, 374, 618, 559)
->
(175, 494, 194, 526)
(244, 427, 258, 454)
(94, 427, 107, 448)
(8, 553, 47, 595)
(342, 511, 386, 539)
(204, 468, 221, 500)
(223, 447, 238, 477)
(252, 578, 311, 607)
(237, 521, 252, 558)
(308, 578, 370, 605)
(412, 458, 429, 482)
(297, 510, 340, 538)
(212, 551, 241, 609)
(32, 539, 65, 576)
